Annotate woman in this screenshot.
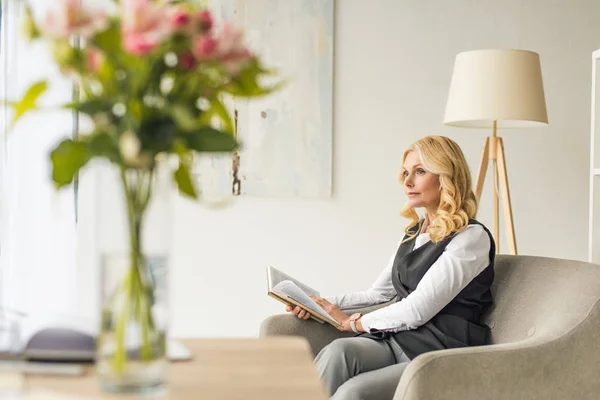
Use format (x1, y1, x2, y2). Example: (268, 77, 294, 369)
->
(286, 136, 495, 400)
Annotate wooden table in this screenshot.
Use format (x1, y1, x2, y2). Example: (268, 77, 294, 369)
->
(21, 337, 328, 399)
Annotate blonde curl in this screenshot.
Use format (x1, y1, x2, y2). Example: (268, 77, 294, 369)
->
(399, 136, 478, 244)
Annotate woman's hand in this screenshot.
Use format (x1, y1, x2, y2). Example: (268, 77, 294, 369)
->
(285, 304, 312, 320)
(311, 296, 353, 331)
(284, 297, 359, 333)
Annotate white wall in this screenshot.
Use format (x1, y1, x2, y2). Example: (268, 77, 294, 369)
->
(0, 0, 79, 344)
(77, 0, 600, 338)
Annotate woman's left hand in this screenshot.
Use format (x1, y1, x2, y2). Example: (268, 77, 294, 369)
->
(311, 296, 353, 332)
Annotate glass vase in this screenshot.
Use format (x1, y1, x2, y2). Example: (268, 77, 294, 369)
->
(94, 160, 171, 394)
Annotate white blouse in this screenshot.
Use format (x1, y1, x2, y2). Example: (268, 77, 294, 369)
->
(327, 224, 491, 333)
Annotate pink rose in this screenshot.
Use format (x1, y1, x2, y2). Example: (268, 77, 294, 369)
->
(191, 24, 254, 74)
(192, 35, 218, 60)
(179, 53, 196, 70)
(214, 24, 254, 73)
(221, 54, 253, 75)
(42, 0, 107, 39)
(197, 9, 213, 33)
(121, 0, 159, 33)
(216, 24, 246, 56)
(86, 48, 104, 73)
(169, 6, 191, 31)
(121, 0, 169, 55)
(123, 34, 160, 55)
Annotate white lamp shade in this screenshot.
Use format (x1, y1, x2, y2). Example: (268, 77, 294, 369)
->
(444, 49, 548, 129)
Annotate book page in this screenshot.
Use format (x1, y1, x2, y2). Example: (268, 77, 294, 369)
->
(267, 266, 319, 297)
(272, 280, 338, 325)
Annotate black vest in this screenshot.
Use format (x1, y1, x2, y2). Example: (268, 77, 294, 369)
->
(362, 219, 495, 360)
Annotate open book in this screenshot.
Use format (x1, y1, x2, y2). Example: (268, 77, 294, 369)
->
(266, 266, 342, 328)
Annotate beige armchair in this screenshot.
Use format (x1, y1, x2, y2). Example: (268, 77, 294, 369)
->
(259, 255, 600, 399)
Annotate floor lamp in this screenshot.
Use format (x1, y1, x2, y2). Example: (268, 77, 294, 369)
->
(443, 49, 548, 255)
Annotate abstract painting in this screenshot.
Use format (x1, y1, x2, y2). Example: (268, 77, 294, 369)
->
(197, 0, 334, 199)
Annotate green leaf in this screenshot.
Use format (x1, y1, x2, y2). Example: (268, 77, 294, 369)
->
(50, 139, 91, 189)
(223, 59, 286, 98)
(196, 97, 234, 134)
(92, 20, 122, 56)
(174, 161, 197, 199)
(91, 19, 140, 75)
(128, 99, 143, 121)
(96, 55, 117, 95)
(225, 76, 287, 98)
(139, 118, 175, 153)
(11, 80, 48, 127)
(64, 98, 114, 115)
(22, 5, 41, 41)
(169, 104, 198, 132)
(85, 133, 120, 163)
(209, 98, 234, 134)
(257, 79, 289, 96)
(182, 127, 239, 153)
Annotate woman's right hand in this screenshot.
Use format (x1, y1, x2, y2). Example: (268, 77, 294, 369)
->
(286, 305, 311, 320)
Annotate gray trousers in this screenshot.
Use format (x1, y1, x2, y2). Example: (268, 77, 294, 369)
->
(314, 337, 411, 400)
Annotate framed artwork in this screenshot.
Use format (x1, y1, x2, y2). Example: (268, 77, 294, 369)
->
(198, 0, 334, 199)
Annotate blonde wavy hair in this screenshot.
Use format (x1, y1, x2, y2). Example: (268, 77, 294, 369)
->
(399, 136, 478, 244)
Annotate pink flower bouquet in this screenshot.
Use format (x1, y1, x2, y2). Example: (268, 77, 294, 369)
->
(8, 0, 281, 392)
(15, 0, 279, 196)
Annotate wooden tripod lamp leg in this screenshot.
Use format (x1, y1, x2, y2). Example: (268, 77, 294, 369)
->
(474, 138, 490, 203)
(475, 138, 501, 253)
(492, 160, 500, 252)
(495, 137, 518, 255)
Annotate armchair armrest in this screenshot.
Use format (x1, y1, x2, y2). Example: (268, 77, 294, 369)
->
(259, 299, 396, 357)
(259, 315, 353, 357)
(394, 301, 600, 400)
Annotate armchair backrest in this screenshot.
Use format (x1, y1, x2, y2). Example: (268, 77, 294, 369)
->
(482, 255, 600, 344)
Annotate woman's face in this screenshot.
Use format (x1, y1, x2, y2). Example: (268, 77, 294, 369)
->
(400, 150, 441, 212)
